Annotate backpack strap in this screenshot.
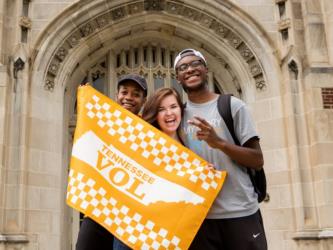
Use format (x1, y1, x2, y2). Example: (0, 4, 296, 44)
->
(217, 94, 267, 203)
(217, 94, 240, 146)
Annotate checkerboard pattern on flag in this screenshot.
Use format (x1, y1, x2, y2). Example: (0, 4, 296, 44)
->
(67, 85, 227, 249)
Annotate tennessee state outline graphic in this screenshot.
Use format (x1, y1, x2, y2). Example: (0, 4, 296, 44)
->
(66, 85, 227, 250)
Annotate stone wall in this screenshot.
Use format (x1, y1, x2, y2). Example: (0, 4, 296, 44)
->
(0, 1, 332, 250)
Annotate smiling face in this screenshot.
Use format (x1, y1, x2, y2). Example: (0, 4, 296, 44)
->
(156, 94, 182, 138)
(116, 81, 146, 115)
(176, 55, 208, 92)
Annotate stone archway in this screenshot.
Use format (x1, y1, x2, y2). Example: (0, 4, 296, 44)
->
(31, 0, 281, 94)
(27, 0, 282, 249)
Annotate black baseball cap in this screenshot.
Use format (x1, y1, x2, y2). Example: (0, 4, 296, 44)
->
(117, 74, 148, 97)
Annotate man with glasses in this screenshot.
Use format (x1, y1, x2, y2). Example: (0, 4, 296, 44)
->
(175, 49, 267, 250)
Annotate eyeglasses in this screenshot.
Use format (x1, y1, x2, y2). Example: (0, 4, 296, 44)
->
(176, 60, 205, 72)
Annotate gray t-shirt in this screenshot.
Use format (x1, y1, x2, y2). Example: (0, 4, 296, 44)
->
(181, 96, 259, 219)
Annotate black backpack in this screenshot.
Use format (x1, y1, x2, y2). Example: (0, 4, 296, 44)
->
(217, 94, 267, 203)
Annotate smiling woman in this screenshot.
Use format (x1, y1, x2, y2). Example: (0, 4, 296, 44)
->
(142, 88, 184, 143)
(156, 94, 182, 137)
(112, 88, 186, 250)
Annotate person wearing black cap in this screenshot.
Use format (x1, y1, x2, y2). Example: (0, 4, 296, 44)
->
(75, 74, 148, 250)
(116, 74, 148, 114)
(174, 49, 267, 250)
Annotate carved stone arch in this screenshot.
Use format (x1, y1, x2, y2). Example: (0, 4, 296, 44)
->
(25, 1, 284, 248)
(30, 0, 281, 103)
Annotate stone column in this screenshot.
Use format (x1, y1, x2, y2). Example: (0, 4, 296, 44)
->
(321, 0, 333, 64)
(288, 60, 318, 230)
(108, 50, 117, 99)
(0, 0, 5, 64)
(302, 0, 329, 64)
(2, 46, 30, 247)
(0, 64, 8, 235)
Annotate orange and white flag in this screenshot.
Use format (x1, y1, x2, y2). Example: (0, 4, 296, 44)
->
(66, 85, 227, 250)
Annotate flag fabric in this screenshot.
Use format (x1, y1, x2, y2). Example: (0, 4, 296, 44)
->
(66, 85, 227, 250)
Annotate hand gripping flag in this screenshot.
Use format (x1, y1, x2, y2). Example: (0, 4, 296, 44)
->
(66, 85, 227, 250)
